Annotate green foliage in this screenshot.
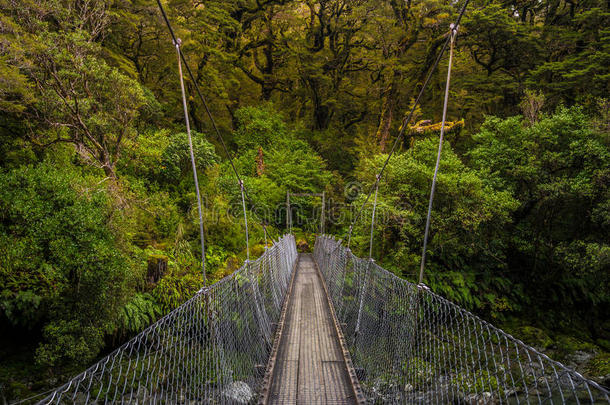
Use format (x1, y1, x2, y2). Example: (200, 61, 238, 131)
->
(528, 9, 610, 105)
(470, 107, 610, 329)
(0, 290, 42, 327)
(117, 129, 171, 182)
(351, 138, 518, 313)
(452, 369, 502, 396)
(1, 0, 610, 400)
(233, 105, 287, 151)
(587, 353, 610, 376)
(204, 245, 230, 275)
(160, 132, 219, 185)
(456, 4, 540, 120)
(266, 138, 333, 193)
(217, 106, 332, 232)
(35, 320, 105, 367)
(553, 335, 600, 359)
(0, 163, 130, 368)
(403, 357, 434, 389)
(117, 293, 162, 336)
(0, 0, 150, 178)
(514, 326, 554, 350)
(151, 273, 202, 313)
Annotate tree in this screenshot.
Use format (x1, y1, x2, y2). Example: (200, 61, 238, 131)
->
(294, 0, 374, 130)
(352, 137, 517, 314)
(160, 132, 219, 185)
(469, 107, 610, 332)
(0, 164, 130, 368)
(234, 1, 293, 100)
(366, 0, 454, 149)
(528, 7, 610, 106)
(219, 106, 333, 230)
(0, 0, 147, 178)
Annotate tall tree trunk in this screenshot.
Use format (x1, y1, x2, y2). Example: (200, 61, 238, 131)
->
(376, 76, 396, 151)
(256, 146, 265, 176)
(102, 153, 117, 179)
(261, 83, 273, 101)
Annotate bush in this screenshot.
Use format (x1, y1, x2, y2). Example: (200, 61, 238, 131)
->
(233, 105, 286, 151)
(351, 138, 518, 314)
(117, 293, 162, 336)
(470, 106, 610, 330)
(0, 164, 130, 369)
(161, 132, 219, 186)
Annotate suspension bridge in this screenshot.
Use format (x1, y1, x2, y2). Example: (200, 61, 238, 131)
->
(20, 0, 610, 404)
(34, 235, 610, 404)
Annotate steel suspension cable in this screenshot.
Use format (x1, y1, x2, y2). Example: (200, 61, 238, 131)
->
(344, 0, 470, 246)
(175, 39, 206, 284)
(155, 0, 275, 244)
(419, 26, 458, 285)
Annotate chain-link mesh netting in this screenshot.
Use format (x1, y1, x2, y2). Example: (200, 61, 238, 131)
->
(38, 235, 297, 404)
(314, 235, 610, 404)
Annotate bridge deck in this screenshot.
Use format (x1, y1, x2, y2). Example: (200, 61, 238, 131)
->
(262, 254, 361, 404)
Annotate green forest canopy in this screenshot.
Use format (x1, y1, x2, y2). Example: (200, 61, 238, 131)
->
(0, 0, 609, 400)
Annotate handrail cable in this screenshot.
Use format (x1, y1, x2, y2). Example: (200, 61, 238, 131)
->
(155, 0, 275, 244)
(345, 0, 470, 247)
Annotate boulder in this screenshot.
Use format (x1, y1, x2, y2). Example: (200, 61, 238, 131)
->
(222, 381, 252, 404)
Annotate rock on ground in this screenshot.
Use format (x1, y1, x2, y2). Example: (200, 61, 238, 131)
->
(222, 381, 252, 404)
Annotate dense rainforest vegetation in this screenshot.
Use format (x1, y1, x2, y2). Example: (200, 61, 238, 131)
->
(0, 0, 609, 401)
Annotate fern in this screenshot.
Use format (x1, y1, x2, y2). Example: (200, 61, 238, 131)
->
(117, 293, 162, 335)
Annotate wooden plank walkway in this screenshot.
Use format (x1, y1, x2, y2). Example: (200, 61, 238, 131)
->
(261, 254, 363, 405)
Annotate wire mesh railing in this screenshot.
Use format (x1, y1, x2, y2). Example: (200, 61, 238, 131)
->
(38, 234, 297, 405)
(314, 235, 610, 404)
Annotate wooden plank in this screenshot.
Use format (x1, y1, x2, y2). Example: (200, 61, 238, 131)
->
(265, 254, 361, 405)
(314, 255, 367, 405)
(258, 252, 299, 405)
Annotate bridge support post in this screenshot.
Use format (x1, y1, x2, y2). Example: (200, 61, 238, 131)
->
(354, 258, 372, 342)
(368, 175, 380, 260)
(286, 191, 291, 233)
(320, 191, 325, 234)
(239, 180, 250, 262)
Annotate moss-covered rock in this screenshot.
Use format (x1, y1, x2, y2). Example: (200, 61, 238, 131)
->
(402, 357, 434, 389)
(452, 369, 502, 397)
(587, 353, 610, 376)
(514, 326, 553, 350)
(554, 335, 598, 353)
(551, 335, 600, 364)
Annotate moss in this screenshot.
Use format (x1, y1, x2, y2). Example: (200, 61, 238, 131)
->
(402, 357, 433, 388)
(587, 353, 610, 376)
(596, 339, 610, 352)
(557, 335, 597, 351)
(452, 369, 502, 395)
(147, 253, 169, 261)
(515, 326, 553, 349)
(553, 335, 599, 357)
(409, 119, 465, 135)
